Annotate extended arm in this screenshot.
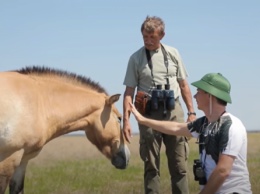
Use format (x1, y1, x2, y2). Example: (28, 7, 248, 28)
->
(130, 103, 192, 137)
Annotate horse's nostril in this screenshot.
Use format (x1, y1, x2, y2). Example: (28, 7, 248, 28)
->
(111, 156, 127, 169)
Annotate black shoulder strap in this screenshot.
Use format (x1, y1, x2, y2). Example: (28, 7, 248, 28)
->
(145, 48, 155, 87)
(161, 45, 169, 72)
(145, 44, 169, 86)
(145, 48, 153, 71)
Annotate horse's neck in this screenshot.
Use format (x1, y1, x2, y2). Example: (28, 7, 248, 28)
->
(39, 82, 105, 139)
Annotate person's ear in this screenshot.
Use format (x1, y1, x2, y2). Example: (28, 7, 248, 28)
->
(160, 32, 165, 40)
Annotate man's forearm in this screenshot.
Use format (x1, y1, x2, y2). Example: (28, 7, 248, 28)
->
(178, 79, 195, 113)
(123, 99, 131, 122)
(123, 93, 134, 122)
(181, 85, 195, 112)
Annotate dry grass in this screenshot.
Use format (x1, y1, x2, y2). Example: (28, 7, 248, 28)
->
(11, 132, 260, 193)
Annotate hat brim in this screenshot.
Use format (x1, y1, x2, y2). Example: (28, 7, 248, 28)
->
(192, 80, 232, 103)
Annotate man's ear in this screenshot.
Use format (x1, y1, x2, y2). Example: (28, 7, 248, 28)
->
(160, 32, 165, 40)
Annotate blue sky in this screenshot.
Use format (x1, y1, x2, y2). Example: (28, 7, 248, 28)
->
(0, 1, 259, 133)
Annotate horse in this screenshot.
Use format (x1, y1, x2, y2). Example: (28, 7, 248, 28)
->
(0, 66, 130, 194)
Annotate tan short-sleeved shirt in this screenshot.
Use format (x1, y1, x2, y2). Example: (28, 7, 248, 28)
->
(123, 44, 188, 98)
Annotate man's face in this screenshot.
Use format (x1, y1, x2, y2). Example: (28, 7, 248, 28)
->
(142, 29, 164, 51)
(194, 89, 209, 110)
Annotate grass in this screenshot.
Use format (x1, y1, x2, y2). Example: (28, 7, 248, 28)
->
(5, 133, 260, 194)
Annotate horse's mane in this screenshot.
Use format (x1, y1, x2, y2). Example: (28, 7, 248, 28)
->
(17, 66, 108, 94)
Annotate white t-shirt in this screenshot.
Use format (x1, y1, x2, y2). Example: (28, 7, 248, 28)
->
(188, 112, 252, 194)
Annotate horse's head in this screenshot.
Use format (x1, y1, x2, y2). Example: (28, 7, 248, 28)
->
(85, 94, 130, 169)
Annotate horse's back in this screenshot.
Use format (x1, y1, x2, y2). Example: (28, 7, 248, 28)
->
(0, 71, 34, 100)
(0, 72, 35, 117)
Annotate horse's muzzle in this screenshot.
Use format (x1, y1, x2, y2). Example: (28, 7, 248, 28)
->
(111, 145, 130, 169)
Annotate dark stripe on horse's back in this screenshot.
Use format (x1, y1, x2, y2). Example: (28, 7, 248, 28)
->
(17, 66, 108, 94)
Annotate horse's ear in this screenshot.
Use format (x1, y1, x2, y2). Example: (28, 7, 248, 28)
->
(106, 94, 121, 105)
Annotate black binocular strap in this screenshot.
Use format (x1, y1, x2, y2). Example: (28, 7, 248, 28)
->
(145, 44, 170, 86)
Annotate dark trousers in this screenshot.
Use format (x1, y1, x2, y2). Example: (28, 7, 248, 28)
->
(139, 99, 189, 194)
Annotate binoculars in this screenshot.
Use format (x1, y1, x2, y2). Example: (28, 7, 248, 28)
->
(193, 159, 207, 185)
(151, 84, 175, 111)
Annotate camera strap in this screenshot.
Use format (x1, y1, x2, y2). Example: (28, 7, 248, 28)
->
(145, 44, 169, 87)
(200, 151, 207, 170)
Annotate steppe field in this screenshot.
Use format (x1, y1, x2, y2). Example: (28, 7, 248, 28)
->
(10, 132, 260, 194)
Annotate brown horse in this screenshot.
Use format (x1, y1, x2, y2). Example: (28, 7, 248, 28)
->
(0, 66, 130, 194)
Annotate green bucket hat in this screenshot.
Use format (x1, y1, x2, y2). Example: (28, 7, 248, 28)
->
(191, 73, 232, 103)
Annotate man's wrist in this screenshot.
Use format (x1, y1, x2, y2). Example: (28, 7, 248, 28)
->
(187, 112, 196, 116)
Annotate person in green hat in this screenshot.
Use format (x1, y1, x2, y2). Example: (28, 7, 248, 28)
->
(130, 73, 252, 194)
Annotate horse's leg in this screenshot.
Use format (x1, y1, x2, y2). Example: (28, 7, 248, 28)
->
(0, 150, 24, 194)
(0, 173, 9, 194)
(9, 160, 28, 194)
(0, 159, 14, 194)
(0, 157, 14, 194)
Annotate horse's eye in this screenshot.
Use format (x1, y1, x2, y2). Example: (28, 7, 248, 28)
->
(118, 117, 122, 123)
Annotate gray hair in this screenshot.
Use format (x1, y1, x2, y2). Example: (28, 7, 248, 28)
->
(141, 16, 165, 35)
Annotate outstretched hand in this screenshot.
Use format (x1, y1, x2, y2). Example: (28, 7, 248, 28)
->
(129, 103, 144, 123)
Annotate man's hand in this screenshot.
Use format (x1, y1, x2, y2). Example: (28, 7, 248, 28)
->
(123, 121, 132, 144)
(187, 114, 196, 122)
